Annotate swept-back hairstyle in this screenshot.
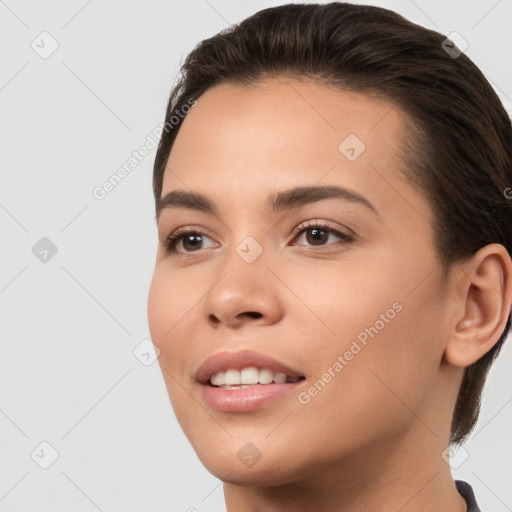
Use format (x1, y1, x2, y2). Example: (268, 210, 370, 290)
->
(153, 2, 512, 445)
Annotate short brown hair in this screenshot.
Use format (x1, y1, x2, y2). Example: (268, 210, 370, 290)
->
(153, 2, 512, 445)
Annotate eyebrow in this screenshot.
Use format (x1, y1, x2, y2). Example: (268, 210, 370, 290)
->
(156, 185, 379, 220)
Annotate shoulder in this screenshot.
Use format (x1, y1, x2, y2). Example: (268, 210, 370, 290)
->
(455, 480, 481, 512)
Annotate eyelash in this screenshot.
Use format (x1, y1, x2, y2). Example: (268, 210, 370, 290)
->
(163, 220, 354, 255)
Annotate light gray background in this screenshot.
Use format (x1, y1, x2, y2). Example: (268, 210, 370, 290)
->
(1, 1, 511, 511)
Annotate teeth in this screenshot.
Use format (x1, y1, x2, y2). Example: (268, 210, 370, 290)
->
(210, 371, 225, 387)
(224, 369, 240, 386)
(241, 367, 259, 385)
(209, 367, 301, 387)
(259, 368, 274, 384)
(274, 372, 287, 384)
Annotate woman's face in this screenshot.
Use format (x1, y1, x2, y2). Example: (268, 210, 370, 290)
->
(147, 78, 457, 484)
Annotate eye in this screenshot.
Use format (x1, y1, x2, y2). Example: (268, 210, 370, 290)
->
(162, 220, 354, 256)
(290, 220, 354, 248)
(164, 228, 217, 254)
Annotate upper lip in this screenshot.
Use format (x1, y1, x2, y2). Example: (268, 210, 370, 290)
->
(194, 349, 305, 385)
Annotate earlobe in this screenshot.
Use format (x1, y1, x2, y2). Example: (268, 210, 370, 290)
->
(445, 244, 512, 368)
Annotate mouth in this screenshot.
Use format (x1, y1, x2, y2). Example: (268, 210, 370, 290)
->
(209, 367, 306, 389)
(195, 349, 306, 412)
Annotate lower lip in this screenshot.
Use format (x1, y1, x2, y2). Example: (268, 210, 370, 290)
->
(201, 382, 303, 412)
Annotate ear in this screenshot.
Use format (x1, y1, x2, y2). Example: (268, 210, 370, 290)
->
(444, 243, 512, 367)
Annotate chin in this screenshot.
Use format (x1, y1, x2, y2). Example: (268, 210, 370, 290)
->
(189, 434, 307, 486)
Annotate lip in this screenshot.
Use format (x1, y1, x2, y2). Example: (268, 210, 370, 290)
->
(194, 348, 304, 385)
(195, 349, 306, 412)
(201, 382, 304, 412)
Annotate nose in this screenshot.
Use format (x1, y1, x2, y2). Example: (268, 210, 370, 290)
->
(201, 256, 284, 330)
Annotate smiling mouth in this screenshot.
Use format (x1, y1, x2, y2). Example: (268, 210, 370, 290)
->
(208, 367, 306, 389)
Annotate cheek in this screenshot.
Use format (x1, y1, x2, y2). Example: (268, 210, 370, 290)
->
(147, 268, 196, 384)
(147, 266, 199, 340)
(147, 271, 199, 422)
(294, 256, 440, 413)
(327, 282, 443, 422)
(146, 275, 162, 336)
(289, 304, 431, 456)
(294, 258, 402, 352)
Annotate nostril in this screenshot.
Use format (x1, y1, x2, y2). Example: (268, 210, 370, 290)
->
(208, 314, 220, 324)
(245, 311, 262, 319)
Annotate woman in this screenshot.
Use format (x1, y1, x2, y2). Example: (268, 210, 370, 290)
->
(147, 3, 512, 510)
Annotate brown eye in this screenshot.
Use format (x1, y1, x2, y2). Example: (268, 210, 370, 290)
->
(164, 230, 216, 254)
(292, 221, 354, 248)
(304, 227, 330, 246)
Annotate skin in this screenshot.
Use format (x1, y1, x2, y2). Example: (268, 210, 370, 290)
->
(147, 77, 512, 512)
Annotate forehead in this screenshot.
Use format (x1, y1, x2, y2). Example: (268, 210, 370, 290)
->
(161, 77, 429, 225)
(164, 77, 405, 180)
